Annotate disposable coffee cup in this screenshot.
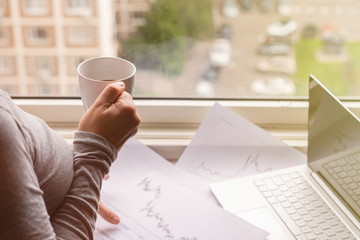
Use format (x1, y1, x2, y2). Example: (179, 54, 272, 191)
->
(78, 56, 136, 110)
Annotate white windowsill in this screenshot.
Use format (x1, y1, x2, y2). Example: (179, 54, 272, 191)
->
(15, 97, 360, 161)
(13, 98, 316, 160)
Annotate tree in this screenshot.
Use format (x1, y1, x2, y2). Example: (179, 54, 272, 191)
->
(121, 0, 214, 76)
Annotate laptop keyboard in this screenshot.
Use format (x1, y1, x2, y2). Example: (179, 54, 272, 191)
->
(323, 153, 360, 209)
(254, 172, 356, 240)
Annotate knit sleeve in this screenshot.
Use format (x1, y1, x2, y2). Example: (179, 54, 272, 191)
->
(0, 107, 58, 240)
(51, 131, 118, 240)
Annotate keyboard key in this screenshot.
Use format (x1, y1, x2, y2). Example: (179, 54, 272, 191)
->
(305, 232, 317, 240)
(272, 203, 302, 236)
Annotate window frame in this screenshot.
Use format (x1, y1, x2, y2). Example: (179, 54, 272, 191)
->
(23, 26, 54, 46)
(20, 0, 51, 16)
(13, 97, 311, 124)
(13, 97, 360, 160)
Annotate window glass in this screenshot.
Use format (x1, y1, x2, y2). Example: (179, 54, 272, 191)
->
(0, 56, 15, 75)
(21, 0, 50, 16)
(65, 26, 96, 46)
(1, 0, 360, 98)
(0, 27, 12, 46)
(64, 0, 92, 16)
(24, 26, 54, 46)
(0, 0, 7, 17)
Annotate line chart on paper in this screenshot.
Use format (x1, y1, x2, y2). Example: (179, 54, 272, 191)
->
(95, 171, 267, 240)
(176, 105, 307, 182)
(191, 150, 274, 179)
(96, 174, 201, 240)
(189, 147, 278, 181)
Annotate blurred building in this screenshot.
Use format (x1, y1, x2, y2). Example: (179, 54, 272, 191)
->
(0, 0, 115, 96)
(0, 0, 160, 96)
(114, 0, 152, 39)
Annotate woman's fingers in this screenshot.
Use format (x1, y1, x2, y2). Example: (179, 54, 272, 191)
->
(92, 82, 126, 109)
(98, 201, 120, 224)
(78, 81, 140, 150)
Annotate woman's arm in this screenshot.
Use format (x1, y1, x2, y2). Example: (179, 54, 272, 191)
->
(52, 82, 140, 239)
(0, 106, 59, 240)
(0, 82, 140, 240)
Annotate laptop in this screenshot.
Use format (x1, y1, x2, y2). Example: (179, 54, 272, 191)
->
(210, 75, 360, 239)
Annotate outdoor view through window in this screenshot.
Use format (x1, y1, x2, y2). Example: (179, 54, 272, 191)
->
(1, 0, 360, 98)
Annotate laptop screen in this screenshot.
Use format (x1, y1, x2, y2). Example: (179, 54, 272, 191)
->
(308, 75, 360, 218)
(308, 75, 360, 166)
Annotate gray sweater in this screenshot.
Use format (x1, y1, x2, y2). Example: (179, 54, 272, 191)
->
(0, 90, 118, 239)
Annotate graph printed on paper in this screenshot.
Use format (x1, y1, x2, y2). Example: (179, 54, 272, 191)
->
(188, 148, 285, 181)
(180, 116, 298, 181)
(136, 177, 198, 240)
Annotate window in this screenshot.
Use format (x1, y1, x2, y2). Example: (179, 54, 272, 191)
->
(21, 0, 50, 16)
(2, 0, 360, 98)
(66, 56, 87, 76)
(4, 0, 360, 150)
(64, 0, 92, 16)
(25, 57, 58, 95)
(0, 56, 15, 75)
(131, 11, 146, 26)
(0, 27, 12, 46)
(67, 0, 90, 9)
(0, 0, 8, 17)
(65, 26, 96, 46)
(24, 26, 54, 46)
(26, 56, 57, 78)
(0, 84, 18, 94)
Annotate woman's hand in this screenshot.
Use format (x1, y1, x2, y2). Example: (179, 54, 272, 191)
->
(78, 82, 140, 150)
(98, 175, 120, 224)
(98, 201, 120, 224)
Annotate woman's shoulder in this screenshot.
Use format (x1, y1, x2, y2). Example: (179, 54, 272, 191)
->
(0, 91, 22, 120)
(0, 90, 29, 127)
(0, 90, 14, 112)
(0, 90, 10, 99)
(0, 90, 15, 106)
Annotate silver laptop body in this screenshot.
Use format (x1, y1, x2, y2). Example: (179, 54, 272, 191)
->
(210, 75, 360, 239)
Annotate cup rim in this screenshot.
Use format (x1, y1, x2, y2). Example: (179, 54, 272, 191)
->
(77, 56, 136, 82)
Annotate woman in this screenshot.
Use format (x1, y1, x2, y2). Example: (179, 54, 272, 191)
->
(0, 82, 140, 239)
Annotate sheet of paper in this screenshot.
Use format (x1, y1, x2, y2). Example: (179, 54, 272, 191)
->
(99, 137, 209, 199)
(98, 137, 175, 195)
(96, 137, 261, 238)
(176, 103, 306, 183)
(96, 171, 269, 240)
(208, 167, 307, 240)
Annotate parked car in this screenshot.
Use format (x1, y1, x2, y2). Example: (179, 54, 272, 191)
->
(239, 0, 254, 11)
(195, 80, 215, 97)
(256, 56, 297, 75)
(258, 0, 274, 13)
(277, 0, 292, 15)
(201, 65, 220, 82)
(218, 23, 232, 40)
(209, 39, 232, 67)
(258, 34, 292, 46)
(222, 0, 239, 18)
(266, 19, 298, 37)
(250, 77, 295, 96)
(301, 24, 318, 39)
(258, 42, 291, 55)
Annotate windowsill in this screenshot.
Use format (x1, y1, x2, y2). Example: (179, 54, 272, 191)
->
(16, 97, 351, 161)
(48, 121, 308, 162)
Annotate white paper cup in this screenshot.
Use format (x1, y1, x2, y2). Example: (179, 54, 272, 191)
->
(78, 56, 136, 110)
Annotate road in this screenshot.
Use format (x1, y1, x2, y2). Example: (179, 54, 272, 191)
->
(135, 0, 360, 98)
(214, 0, 360, 97)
